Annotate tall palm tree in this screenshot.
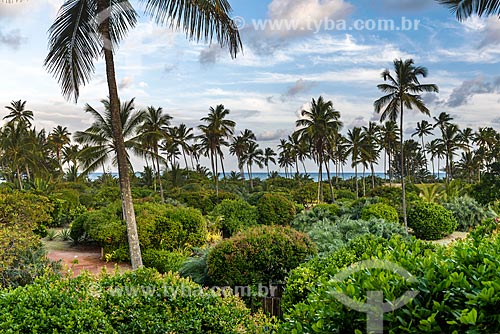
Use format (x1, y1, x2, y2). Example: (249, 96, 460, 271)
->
(198, 104, 235, 195)
(380, 121, 399, 185)
(74, 98, 144, 177)
(412, 120, 433, 170)
(374, 59, 439, 229)
(263, 147, 277, 176)
(173, 123, 195, 170)
(440, 123, 460, 183)
(45, 0, 241, 269)
(437, 0, 500, 20)
(48, 125, 71, 172)
(4, 100, 34, 127)
(433, 112, 453, 133)
(243, 141, 264, 189)
(295, 96, 342, 203)
(346, 127, 365, 198)
(229, 129, 256, 180)
(362, 122, 381, 189)
(137, 106, 171, 203)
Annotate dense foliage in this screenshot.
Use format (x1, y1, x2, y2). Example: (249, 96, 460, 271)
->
(211, 199, 258, 237)
(360, 202, 399, 223)
(257, 193, 296, 226)
(280, 228, 500, 333)
(408, 201, 457, 240)
(207, 225, 316, 286)
(0, 269, 274, 333)
(443, 196, 496, 232)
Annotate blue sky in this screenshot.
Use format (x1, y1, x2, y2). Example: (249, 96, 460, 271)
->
(0, 0, 499, 172)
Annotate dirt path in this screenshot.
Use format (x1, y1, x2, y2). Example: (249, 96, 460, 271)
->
(46, 244, 131, 277)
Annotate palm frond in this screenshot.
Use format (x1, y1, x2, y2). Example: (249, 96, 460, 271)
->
(438, 0, 500, 20)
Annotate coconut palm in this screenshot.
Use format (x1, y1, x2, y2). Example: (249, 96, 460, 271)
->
(74, 98, 144, 177)
(295, 96, 342, 202)
(4, 100, 34, 127)
(412, 120, 433, 170)
(374, 59, 439, 229)
(440, 123, 461, 182)
(433, 112, 453, 133)
(45, 0, 241, 269)
(380, 121, 399, 185)
(263, 147, 277, 176)
(278, 139, 293, 178)
(48, 125, 71, 172)
(229, 129, 256, 180)
(198, 105, 235, 195)
(346, 127, 365, 198)
(362, 122, 381, 190)
(170, 123, 194, 170)
(137, 106, 171, 202)
(243, 141, 264, 189)
(437, 0, 500, 20)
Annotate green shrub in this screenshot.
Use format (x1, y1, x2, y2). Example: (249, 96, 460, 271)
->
(471, 173, 500, 204)
(408, 201, 457, 240)
(257, 193, 296, 226)
(361, 202, 399, 223)
(142, 249, 188, 274)
(335, 189, 357, 200)
(136, 203, 207, 251)
(211, 199, 259, 237)
(207, 225, 316, 286)
(179, 247, 212, 286)
(292, 183, 318, 204)
(290, 205, 338, 232)
(0, 269, 274, 333)
(49, 188, 86, 227)
(443, 196, 496, 232)
(306, 216, 406, 256)
(175, 190, 240, 214)
(280, 233, 500, 334)
(313, 203, 340, 216)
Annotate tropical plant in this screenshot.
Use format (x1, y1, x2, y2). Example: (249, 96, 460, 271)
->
(374, 58, 439, 229)
(437, 0, 500, 20)
(295, 96, 342, 202)
(45, 0, 242, 269)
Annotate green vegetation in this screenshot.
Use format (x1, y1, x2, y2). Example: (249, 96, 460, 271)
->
(408, 201, 457, 240)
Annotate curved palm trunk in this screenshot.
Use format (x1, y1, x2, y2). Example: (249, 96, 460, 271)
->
(219, 154, 226, 179)
(98, 1, 142, 269)
(388, 150, 393, 186)
(370, 162, 375, 189)
(248, 164, 253, 189)
(400, 106, 408, 230)
(362, 165, 366, 197)
(182, 149, 189, 170)
(154, 144, 164, 203)
(354, 164, 358, 198)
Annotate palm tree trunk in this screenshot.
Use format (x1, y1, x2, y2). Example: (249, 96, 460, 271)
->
(370, 162, 375, 189)
(384, 149, 387, 183)
(25, 164, 31, 182)
(248, 164, 253, 189)
(182, 149, 189, 170)
(317, 158, 322, 203)
(355, 164, 358, 198)
(431, 157, 435, 180)
(16, 166, 23, 190)
(301, 159, 307, 175)
(154, 145, 164, 203)
(219, 154, 226, 179)
(210, 149, 218, 196)
(325, 161, 335, 202)
(239, 159, 246, 180)
(266, 164, 270, 177)
(98, 0, 142, 269)
(400, 106, 408, 230)
(388, 151, 392, 186)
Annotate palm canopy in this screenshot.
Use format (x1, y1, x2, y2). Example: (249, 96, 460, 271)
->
(45, 0, 242, 102)
(74, 98, 144, 174)
(374, 59, 439, 121)
(437, 0, 500, 20)
(4, 100, 34, 127)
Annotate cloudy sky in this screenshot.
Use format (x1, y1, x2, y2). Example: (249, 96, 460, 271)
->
(0, 0, 499, 172)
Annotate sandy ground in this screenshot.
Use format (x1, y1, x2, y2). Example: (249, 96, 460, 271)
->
(431, 231, 469, 246)
(46, 243, 131, 277)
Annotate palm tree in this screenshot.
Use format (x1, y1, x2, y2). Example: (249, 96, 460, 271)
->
(137, 106, 171, 202)
(412, 120, 433, 170)
(278, 139, 294, 178)
(45, 0, 241, 269)
(437, 0, 500, 20)
(198, 105, 236, 195)
(229, 129, 256, 180)
(346, 127, 365, 198)
(440, 123, 460, 183)
(263, 147, 277, 176)
(295, 96, 342, 203)
(380, 121, 399, 185)
(74, 98, 144, 177)
(243, 141, 264, 189)
(433, 112, 453, 133)
(362, 122, 381, 190)
(4, 100, 34, 127)
(374, 59, 439, 229)
(48, 125, 71, 172)
(173, 123, 195, 170)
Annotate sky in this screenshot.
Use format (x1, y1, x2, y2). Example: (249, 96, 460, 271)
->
(0, 0, 499, 173)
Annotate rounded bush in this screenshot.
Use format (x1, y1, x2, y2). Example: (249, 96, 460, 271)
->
(408, 201, 457, 240)
(207, 225, 316, 286)
(257, 193, 296, 226)
(211, 199, 259, 237)
(142, 249, 188, 273)
(361, 203, 399, 223)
